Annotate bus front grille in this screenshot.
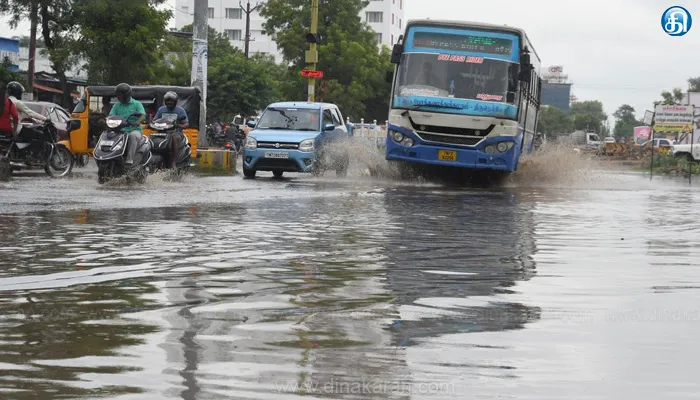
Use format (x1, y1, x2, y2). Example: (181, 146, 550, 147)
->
(416, 133, 483, 147)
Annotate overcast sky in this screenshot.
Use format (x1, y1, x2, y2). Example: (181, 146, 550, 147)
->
(1, 0, 698, 126)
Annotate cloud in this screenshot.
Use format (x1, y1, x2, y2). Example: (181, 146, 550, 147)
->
(404, 0, 700, 125)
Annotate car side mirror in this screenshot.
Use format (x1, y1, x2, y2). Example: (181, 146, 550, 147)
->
(68, 118, 81, 132)
(324, 123, 335, 131)
(247, 120, 256, 128)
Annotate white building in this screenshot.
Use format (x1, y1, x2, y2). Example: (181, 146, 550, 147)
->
(173, 0, 405, 63)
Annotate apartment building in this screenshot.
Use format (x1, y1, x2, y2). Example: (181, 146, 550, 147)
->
(173, 0, 406, 63)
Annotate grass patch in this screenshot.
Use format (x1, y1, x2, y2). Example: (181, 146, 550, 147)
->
(636, 154, 700, 174)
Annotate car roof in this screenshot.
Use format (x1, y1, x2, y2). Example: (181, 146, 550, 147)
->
(266, 101, 336, 110)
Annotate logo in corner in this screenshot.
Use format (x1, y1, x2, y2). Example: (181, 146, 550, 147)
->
(662, 6, 692, 36)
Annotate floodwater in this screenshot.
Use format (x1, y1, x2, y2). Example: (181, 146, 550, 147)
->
(1, 147, 700, 399)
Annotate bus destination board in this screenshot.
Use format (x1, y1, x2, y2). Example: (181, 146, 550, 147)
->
(412, 31, 513, 56)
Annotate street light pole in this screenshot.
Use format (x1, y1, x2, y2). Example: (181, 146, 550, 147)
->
(192, 0, 208, 148)
(305, 0, 319, 102)
(239, 1, 260, 59)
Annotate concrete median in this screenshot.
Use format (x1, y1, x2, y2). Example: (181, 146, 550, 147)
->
(193, 148, 238, 174)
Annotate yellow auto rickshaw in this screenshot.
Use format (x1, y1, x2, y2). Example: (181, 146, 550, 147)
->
(67, 85, 201, 159)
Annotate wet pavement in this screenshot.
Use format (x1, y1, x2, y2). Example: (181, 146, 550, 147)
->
(1, 155, 700, 399)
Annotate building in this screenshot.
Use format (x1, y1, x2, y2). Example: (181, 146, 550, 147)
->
(540, 65, 572, 113)
(173, 0, 405, 63)
(0, 36, 20, 71)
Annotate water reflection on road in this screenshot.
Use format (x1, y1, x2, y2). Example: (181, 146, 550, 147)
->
(0, 170, 699, 399)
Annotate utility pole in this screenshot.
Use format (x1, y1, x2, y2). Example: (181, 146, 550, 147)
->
(192, 0, 209, 147)
(27, 0, 38, 100)
(239, 1, 260, 59)
(305, 0, 319, 102)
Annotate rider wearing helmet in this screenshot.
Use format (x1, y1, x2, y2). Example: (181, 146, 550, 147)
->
(155, 91, 189, 168)
(108, 83, 146, 167)
(6, 81, 47, 123)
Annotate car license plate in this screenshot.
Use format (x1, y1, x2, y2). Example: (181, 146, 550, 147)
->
(101, 140, 114, 146)
(438, 149, 457, 161)
(265, 151, 289, 159)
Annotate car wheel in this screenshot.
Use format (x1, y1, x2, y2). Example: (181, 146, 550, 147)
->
(243, 167, 256, 179)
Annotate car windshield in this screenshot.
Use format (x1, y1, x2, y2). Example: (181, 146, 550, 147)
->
(392, 53, 517, 106)
(256, 107, 320, 131)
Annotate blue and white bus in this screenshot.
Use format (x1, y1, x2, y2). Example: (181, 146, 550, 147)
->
(385, 19, 542, 179)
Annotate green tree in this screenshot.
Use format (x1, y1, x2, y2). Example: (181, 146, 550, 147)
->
(537, 105, 573, 135)
(612, 104, 643, 140)
(0, 0, 76, 104)
(260, 0, 393, 121)
(0, 56, 25, 86)
(72, 0, 173, 84)
(570, 100, 607, 133)
(154, 25, 285, 121)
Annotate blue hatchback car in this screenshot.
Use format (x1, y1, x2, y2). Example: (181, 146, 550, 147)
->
(242, 102, 352, 179)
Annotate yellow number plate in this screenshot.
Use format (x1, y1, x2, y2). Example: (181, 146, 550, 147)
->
(438, 150, 457, 161)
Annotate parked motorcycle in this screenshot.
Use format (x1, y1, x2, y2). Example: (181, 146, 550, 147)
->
(93, 113, 152, 184)
(147, 115, 192, 176)
(0, 118, 74, 178)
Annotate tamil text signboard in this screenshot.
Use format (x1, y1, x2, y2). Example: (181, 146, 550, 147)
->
(653, 105, 694, 133)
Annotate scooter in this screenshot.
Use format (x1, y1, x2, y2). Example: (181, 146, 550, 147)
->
(93, 113, 152, 184)
(147, 115, 192, 177)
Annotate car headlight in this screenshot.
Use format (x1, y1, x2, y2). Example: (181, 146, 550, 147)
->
(299, 139, 314, 152)
(245, 137, 257, 149)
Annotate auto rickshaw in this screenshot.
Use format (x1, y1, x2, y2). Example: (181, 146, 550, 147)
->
(67, 85, 201, 159)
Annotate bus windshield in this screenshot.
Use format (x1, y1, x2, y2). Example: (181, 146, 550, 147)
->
(392, 53, 518, 107)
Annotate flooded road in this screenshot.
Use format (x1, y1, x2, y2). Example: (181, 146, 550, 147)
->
(1, 159, 700, 399)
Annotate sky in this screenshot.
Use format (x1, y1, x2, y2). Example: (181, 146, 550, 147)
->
(1, 0, 698, 127)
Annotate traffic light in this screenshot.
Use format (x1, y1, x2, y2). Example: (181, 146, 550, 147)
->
(305, 33, 318, 43)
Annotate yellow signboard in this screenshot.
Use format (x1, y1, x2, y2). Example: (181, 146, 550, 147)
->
(653, 105, 694, 133)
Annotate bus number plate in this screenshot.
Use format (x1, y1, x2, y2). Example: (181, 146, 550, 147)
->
(438, 150, 457, 161)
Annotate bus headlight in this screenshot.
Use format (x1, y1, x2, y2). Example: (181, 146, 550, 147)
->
(389, 130, 414, 147)
(497, 142, 509, 152)
(391, 131, 404, 142)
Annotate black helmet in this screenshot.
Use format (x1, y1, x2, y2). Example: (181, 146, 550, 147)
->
(164, 91, 178, 103)
(6, 81, 24, 98)
(115, 83, 132, 104)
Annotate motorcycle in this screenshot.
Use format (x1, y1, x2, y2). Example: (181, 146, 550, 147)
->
(93, 113, 152, 184)
(0, 118, 74, 179)
(147, 115, 192, 176)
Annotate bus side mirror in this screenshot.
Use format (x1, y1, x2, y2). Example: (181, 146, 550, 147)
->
(390, 43, 403, 64)
(519, 64, 532, 82)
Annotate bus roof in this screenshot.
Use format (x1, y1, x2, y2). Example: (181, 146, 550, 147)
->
(404, 19, 541, 62)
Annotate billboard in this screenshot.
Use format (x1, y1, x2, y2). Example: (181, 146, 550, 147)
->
(541, 65, 569, 83)
(653, 104, 693, 133)
(633, 126, 651, 144)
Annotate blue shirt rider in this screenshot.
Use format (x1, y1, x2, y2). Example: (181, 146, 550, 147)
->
(155, 91, 189, 129)
(155, 91, 188, 168)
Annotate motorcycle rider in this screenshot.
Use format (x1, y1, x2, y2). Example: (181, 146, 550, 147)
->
(6, 81, 47, 124)
(154, 91, 188, 168)
(108, 83, 146, 167)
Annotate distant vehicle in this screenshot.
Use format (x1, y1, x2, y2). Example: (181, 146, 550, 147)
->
(603, 136, 615, 143)
(570, 130, 601, 151)
(242, 101, 351, 179)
